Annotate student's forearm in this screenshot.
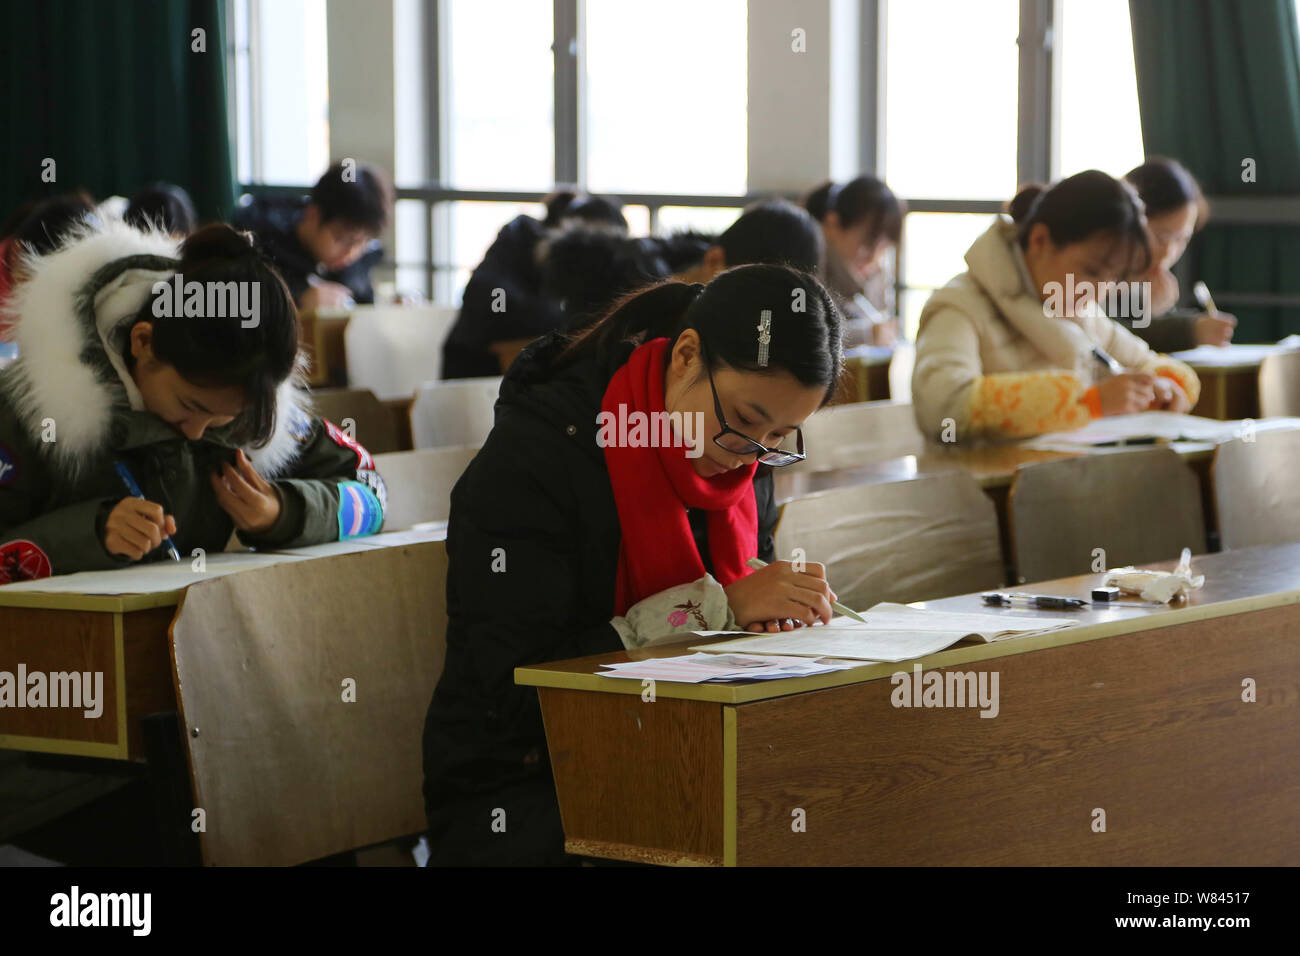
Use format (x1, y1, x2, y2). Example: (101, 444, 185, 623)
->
(966, 370, 1096, 439)
(1, 498, 130, 578)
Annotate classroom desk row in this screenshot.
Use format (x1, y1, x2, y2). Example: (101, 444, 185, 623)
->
(0, 531, 449, 865)
(517, 543, 1300, 866)
(773, 439, 1218, 585)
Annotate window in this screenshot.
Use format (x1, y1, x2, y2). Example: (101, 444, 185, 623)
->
(444, 0, 554, 190)
(656, 206, 741, 236)
(445, 201, 545, 306)
(883, 0, 1020, 201)
(584, 0, 747, 194)
(233, 0, 330, 186)
(1056, 0, 1145, 178)
(898, 213, 997, 339)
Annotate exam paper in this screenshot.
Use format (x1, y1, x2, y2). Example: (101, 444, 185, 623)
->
(1023, 412, 1300, 450)
(596, 653, 861, 684)
(0, 551, 311, 595)
(690, 603, 1076, 662)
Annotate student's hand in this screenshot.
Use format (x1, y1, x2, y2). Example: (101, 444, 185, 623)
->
(1148, 376, 1191, 413)
(742, 618, 808, 633)
(211, 449, 282, 535)
(299, 281, 355, 313)
(1195, 311, 1236, 346)
(103, 498, 177, 561)
(871, 318, 899, 348)
(1097, 372, 1156, 416)
(725, 560, 836, 627)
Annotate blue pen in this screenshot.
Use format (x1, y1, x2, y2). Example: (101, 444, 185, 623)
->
(113, 461, 180, 561)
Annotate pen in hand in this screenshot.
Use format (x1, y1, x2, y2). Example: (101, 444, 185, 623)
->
(113, 461, 181, 561)
(745, 557, 867, 623)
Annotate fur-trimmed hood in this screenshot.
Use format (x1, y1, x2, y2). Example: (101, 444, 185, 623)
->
(0, 218, 311, 479)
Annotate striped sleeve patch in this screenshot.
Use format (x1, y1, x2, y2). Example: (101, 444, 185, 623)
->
(337, 481, 384, 540)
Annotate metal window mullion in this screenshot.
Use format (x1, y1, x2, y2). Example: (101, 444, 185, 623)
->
(554, 0, 582, 185)
(859, 0, 883, 175)
(1016, 0, 1054, 186)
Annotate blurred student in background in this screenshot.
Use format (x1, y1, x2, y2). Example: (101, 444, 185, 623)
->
(542, 198, 824, 332)
(233, 160, 393, 312)
(125, 182, 198, 238)
(441, 190, 628, 379)
(0, 190, 99, 343)
(1122, 157, 1235, 350)
(804, 176, 903, 348)
(912, 170, 1200, 442)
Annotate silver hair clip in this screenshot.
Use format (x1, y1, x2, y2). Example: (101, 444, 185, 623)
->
(756, 310, 772, 367)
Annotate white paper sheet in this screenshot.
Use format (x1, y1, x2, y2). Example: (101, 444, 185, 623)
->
(690, 603, 1076, 662)
(1023, 412, 1300, 450)
(0, 551, 311, 596)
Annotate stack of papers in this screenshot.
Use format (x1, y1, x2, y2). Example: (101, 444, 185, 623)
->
(595, 653, 863, 684)
(1023, 412, 1300, 450)
(1169, 336, 1300, 366)
(687, 603, 1079, 663)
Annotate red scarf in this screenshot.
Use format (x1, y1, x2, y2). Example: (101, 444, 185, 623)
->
(602, 338, 758, 615)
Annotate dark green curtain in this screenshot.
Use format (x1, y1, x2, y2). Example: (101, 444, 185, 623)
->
(0, 0, 235, 225)
(1130, 0, 1300, 341)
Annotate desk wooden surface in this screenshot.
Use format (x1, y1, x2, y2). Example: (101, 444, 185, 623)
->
(519, 544, 1300, 865)
(773, 440, 1214, 503)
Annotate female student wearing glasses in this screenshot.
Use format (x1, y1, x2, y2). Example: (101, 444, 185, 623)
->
(423, 264, 844, 866)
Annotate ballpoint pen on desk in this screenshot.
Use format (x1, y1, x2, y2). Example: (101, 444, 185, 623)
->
(113, 461, 181, 561)
(982, 591, 1088, 610)
(745, 556, 868, 623)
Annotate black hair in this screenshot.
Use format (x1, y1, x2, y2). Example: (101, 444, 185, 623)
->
(1008, 170, 1152, 275)
(11, 191, 97, 255)
(310, 161, 393, 233)
(1125, 157, 1209, 230)
(804, 176, 903, 245)
(716, 199, 824, 274)
(563, 263, 844, 406)
(542, 187, 582, 226)
(125, 182, 198, 236)
(132, 223, 299, 445)
(559, 195, 629, 232)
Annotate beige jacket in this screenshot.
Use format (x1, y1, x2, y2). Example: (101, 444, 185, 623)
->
(911, 217, 1200, 440)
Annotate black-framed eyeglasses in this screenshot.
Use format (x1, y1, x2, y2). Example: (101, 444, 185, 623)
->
(700, 344, 806, 467)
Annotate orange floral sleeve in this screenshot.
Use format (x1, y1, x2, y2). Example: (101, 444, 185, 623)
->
(965, 370, 1098, 439)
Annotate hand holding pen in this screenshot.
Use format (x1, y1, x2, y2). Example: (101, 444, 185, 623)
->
(106, 461, 180, 562)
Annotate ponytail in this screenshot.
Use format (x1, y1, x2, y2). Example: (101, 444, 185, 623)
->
(1008, 170, 1151, 275)
(562, 281, 702, 368)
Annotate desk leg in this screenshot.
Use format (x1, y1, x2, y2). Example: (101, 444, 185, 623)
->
(142, 712, 202, 866)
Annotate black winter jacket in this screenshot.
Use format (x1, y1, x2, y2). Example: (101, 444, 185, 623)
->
(422, 330, 776, 862)
(441, 215, 566, 379)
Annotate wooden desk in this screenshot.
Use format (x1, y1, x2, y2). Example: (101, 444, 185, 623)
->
(1167, 344, 1300, 420)
(833, 348, 893, 405)
(517, 544, 1300, 865)
(0, 591, 182, 760)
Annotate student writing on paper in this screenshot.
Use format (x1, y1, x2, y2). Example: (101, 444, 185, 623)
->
(1120, 157, 1235, 350)
(0, 221, 386, 584)
(422, 265, 844, 865)
(911, 170, 1201, 441)
(804, 175, 903, 348)
(232, 160, 393, 311)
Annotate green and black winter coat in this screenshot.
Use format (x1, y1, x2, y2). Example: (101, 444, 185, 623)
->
(0, 220, 386, 584)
